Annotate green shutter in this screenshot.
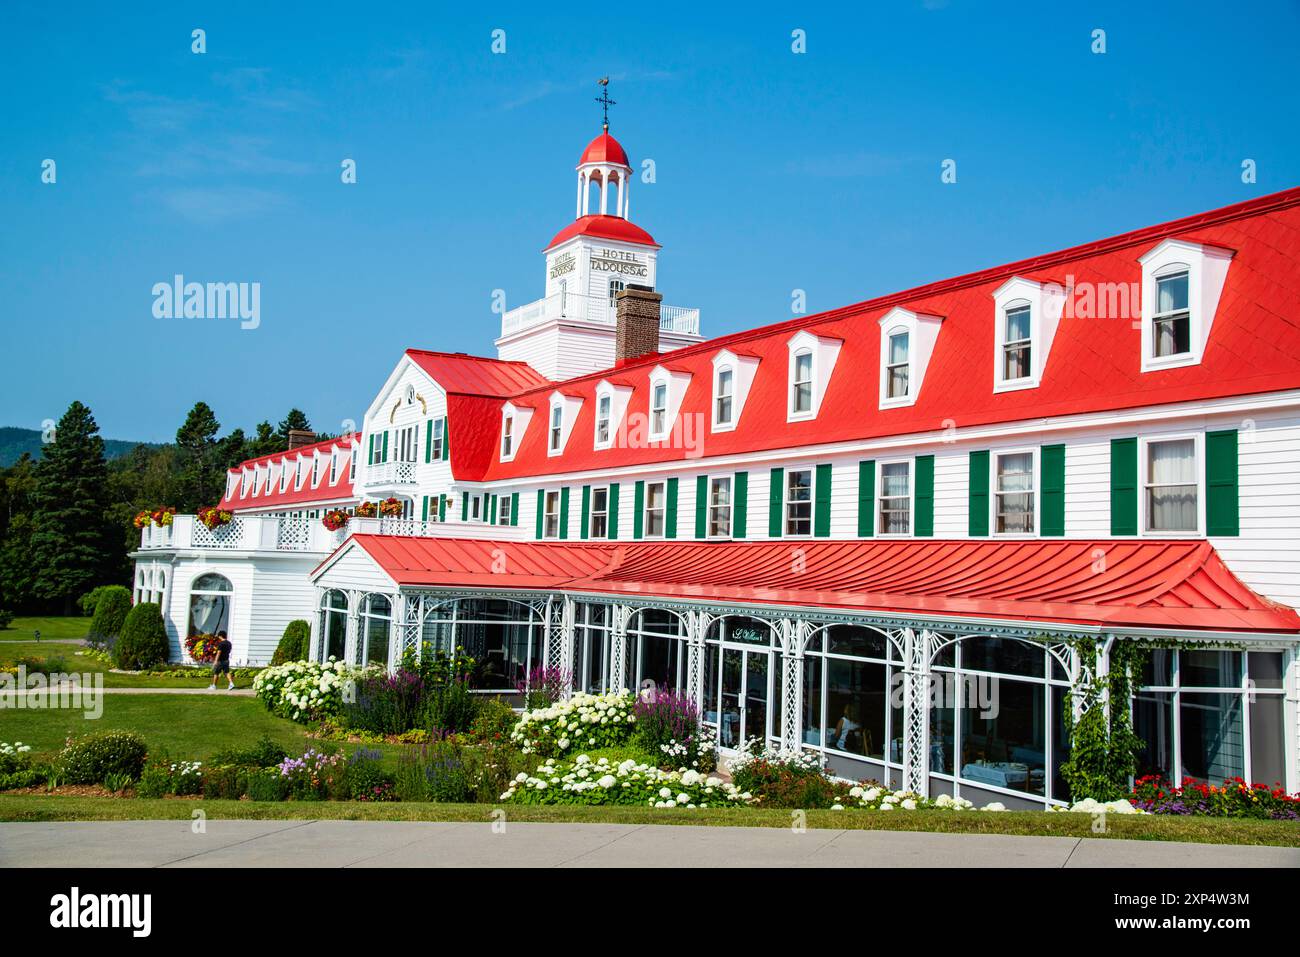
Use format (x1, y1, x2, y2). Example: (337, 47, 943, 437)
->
(1041, 444, 1066, 536)
(421, 496, 428, 521)
(381, 431, 389, 463)
(489, 494, 498, 524)
(915, 455, 934, 537)
(461, 492, 469, 522)
(733, 471, 748, 539)
(559, 487, 570, 539)
(695, 475, 708, 538)
(510, 491, 519, 527)
(969, 450, 990, 537)
(768, 467, 784, 538)
(608, 483, 620, 539)
(368, 433, 376, 465)
(535, 490, 545, 538)
(858, 460, 875, 537)
(425, 419, 433, 463)
(633, 481, 645, 540)
(666, 478, 679, 539)
(1110, 438, 1137, 535)
(1206, 429, 1239, 536)
(580, 485, 591, 539)
(441, 417, 450, 461)
(438, 494, 446, 522)
(814, 463, 832, 537)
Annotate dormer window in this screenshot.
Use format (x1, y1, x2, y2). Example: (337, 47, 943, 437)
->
(1001, 303, 1032, 381)
(715, 367, 734, 427)
(593, 380, 633, 450)
(501, 413, 514, 458)
(329, 451, 338, 484)
(787, 330, 842, 421)
(791, 351, 813, 415)
(311, 456, 320, 487)
(710, 349, 758, 432)
(651, 382, 668, 437)
(1152, 269, 1190, 358)
(885, 331, 909, 399)
(596, 394, 611, 445)
(546, 391, 583, 457)
(549, 404, 562, 454)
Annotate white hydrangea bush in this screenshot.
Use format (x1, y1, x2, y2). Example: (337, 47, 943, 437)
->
(510, 690, 636, 757)
(253, 658, 376, 722)
(499, 754, 751, 807)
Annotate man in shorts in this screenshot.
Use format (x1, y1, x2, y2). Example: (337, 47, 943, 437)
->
(208, 630, 234, 690)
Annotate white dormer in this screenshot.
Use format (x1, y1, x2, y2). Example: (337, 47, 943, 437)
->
(1137, 238, 1233, 373)
(877, 307, 943, 409)
(991, 277, 1065, 392)
(279, 461, 290, 493)
(647, 364, 692, 441)
(786, 330, 842, 422)
(500, 401, 534, 463)
(547, 390, 584, 457)
(594, 378, 634, 450)
(711, 349, 760, 431)
(240, 469, 251, 499)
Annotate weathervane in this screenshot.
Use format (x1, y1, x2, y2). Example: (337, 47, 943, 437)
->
(595, 77, 616, 131)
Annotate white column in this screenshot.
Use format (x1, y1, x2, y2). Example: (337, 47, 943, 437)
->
(600, 171, 609, 215)
(616, 172, 625, 220)
(779, 619, 805, 753)
(344, 590, 361, 665)
(610, 604, 630, 692)
(901, 627, 931, 795)
(1283, 645, 1299, 795)
(576, 172, 584, 219)
(307, 587, 323, 662)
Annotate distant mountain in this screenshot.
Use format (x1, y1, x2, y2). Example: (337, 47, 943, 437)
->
(0, 427, 161, 468)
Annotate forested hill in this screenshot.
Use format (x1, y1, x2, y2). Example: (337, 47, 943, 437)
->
(0, 426, 159, 467)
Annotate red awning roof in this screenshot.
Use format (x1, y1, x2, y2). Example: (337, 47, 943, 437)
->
(317, 537, 1300, 634)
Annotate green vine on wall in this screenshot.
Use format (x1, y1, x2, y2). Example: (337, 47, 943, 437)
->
(1057, 638, 1147, 801)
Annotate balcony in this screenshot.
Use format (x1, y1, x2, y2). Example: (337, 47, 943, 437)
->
(362, 461, 418, 489)
(500, 291, 701, 338)
(137, 513, 347, 554)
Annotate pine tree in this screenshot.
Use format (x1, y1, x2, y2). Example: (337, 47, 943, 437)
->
(276, 408, 312, 446)
(0, 454, 39, 611)
(30, 402, 113, 613)
(174, 401, 221, 511)
(245, 421, 281, 458)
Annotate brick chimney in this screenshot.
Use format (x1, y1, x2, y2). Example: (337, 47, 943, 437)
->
(287, 429, 316, 450)
(615, 284, 662, 364)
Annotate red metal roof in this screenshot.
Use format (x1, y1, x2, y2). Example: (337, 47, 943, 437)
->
(473, 186, 1300, 481)
(320, 536, 1300, 634)
(220, 433, 358, 512)
(579, 131, 630, 167)
(405, 350, 551, 395)
(545, 215, 658, 251)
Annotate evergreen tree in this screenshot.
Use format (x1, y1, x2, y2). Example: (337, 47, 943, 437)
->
(218, 427, 249, 470)
(30, 402, 113, 613)
(276, 408, 312, 446)
(0, 454, 39, 611)
(174, 401, 221, 511)
(246, 421, 281, 458)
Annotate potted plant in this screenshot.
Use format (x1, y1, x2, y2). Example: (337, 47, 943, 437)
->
(322, 509, 350, 532)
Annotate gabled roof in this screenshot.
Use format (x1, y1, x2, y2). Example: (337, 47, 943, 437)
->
(545, 215, 658, 251)
(405, 350, 551, 396)
(220, 433, 357, 512)
(314, 536, 1300, 634)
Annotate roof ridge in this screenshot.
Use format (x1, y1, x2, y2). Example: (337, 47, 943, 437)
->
(226, 432, 357, 472)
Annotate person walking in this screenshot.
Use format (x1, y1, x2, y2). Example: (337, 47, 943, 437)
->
(208, 631, 235, 690)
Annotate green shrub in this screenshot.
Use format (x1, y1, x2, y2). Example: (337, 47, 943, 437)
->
(422, 680, 480, 734)
(14, 654, 69, 676)
(58, 730, 148, 784)
(728, 743, 838, 809)
(114, 602, 170, 670)
(469, 698, 517, 743)
(88, 586, 132, 648)
(271, 619, 310, 665)
(344, 749, 397, 801)
(202, 765, 248, 800)
(79, 584, 114, 617)
(0, 742, 44, 790)
(0, 609, 14, 630)
(395, 741, 472, 802)
(246, 768, 289, 802)
(208, 736, 288, 768)
(136, 755, 203, 797)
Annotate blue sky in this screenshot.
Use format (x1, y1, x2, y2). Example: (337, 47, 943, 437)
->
(3, 1, 1298, 442)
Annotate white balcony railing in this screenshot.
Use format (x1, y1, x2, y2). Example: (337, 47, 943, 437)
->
(362, 461, 418, 489)
(500, 291, 700, 338)
(138, 513, 347, 554)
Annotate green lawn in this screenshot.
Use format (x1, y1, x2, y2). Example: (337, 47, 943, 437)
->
(0, 797, 1295, 845)
(0, 641, 248, 689)
(1, 616, 90, 642)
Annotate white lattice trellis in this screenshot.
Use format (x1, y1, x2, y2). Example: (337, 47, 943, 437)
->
(191, 516, 245, 549)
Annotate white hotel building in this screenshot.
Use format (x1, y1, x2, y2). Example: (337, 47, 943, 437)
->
(133, 122, 1300, 808)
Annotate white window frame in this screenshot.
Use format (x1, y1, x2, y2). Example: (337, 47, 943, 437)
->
(708, 475, 732, 539)
(884, 329, 910, 400)
(998, 301, 1033, 386)
(397, 424, 418, 464)
(348, 447, 357, 483)
(590, 485, 609, 539)
(1138, 432, 1204, 538)
(790, 349, 814, 418)
(711, 350, 760, 432)
(595, 394, 612, 447)
(714, 366, 735, 430)
(1138, 239, 1233, 373)
(548, 401, 563, 455)
(876, 308, 942, 410)
(644, 480, 667, 538)
(593, 380, 632, 451)
(430, 418, 445, 460)
(1150, 265, 1192, 361)
(990, 446, 1039, 537)
(329, 451, 338, 485)
(649, 380, 669, 441)
(876, 458, 913, 537)
(784, 467, 814, 537)
(787, 330, 842, 422)
(991, 277, 1062, 392)
(497, 494, 512, 526)
(543, 490, 561, 539)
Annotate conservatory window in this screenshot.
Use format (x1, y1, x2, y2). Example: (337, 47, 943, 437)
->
(359, 594, 391, 667)
(319, 590, 348, 662)
(1143, 437, 1198, 533)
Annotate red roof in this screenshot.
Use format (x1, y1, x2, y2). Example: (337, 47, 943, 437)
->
(319, 536, 1300, 633)
(471, 186, 1300, 481)
(579, 131, 629, 167)
(545, 215, 658, 251)
(220, 433, 357, 512)
(405, 350, 551, 395)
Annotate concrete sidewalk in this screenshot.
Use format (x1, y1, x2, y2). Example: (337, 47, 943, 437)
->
(1, 820, 1295, 868)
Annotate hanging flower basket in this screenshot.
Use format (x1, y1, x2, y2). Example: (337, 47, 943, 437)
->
(355, 501, 378, 518)
(197, 506, 234, 530)
(149, 506, 176, 527)
(378, 497, 403, 518)
(185, 633, 221, 663)
(133, 510, 153, 529)
(322, 509, 350, 532)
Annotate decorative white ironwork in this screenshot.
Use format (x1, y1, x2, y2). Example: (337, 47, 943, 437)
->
(276, 517, 313, 550)
(363, 461, 417, 488)
(609, 604, 633, 693)
(191, 516, 245, 549)
(401, 593, 424, 662)
(684, 610, 710, 707)
(900, 627, 930, 795)
(778, 619, 810, 753)
(307, 586, 324, 661)
(378, 518, 434, 537)
(343, 590, 361, 665)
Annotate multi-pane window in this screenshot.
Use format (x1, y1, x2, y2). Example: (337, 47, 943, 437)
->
(501, 415, 513, 458)
(1145, 438, 1197, 532)
(608, 278, 625, 306)
(497, 494, 512, 526)
(549, 405, 563, 453)
(310, 457, 319, 486)
(994, 451, 1035, 534)
(715, 368, 734, 426)
(786, 468, 812, 535)
(1153, 270, 1190, 358)
(878, 461, 911, 534)
(1002, 305, 1032, 380)
(792, 351, 813, 415)
(708, 476, 732, 538)
(543, 490, 561, 538)
(431, 418, 445, 459)
(886, 332, 909, 398)
(397, 425, 417, 463)
(645, 481, 666, 537)
(596, 394, 611, 445)
(651, 382, 668, 436)
(591, 486, 609, 538)
(329, 453, 338, 484)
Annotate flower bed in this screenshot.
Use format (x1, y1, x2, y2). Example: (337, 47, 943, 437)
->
(500, 754, 749, 807)
(253, 659, 374, 722)
(184, 632, 222, 663)
(510, 690, 636, 757)
(1130, 775, 1300, 820)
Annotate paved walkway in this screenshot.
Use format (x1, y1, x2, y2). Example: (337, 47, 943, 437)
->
(2, 820, 1295, 868)
(8, 685, 255, 696)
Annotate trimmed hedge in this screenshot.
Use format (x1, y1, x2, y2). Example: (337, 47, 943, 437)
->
(88, 585, 132, 647)
(114, 602, 169, 670)
(271, 619, 310, 665)
(59, 730, 148, 784)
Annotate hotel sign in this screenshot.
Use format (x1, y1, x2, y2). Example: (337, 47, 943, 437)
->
(548, 252, 576, 280)
(590, 247, 649, 278)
